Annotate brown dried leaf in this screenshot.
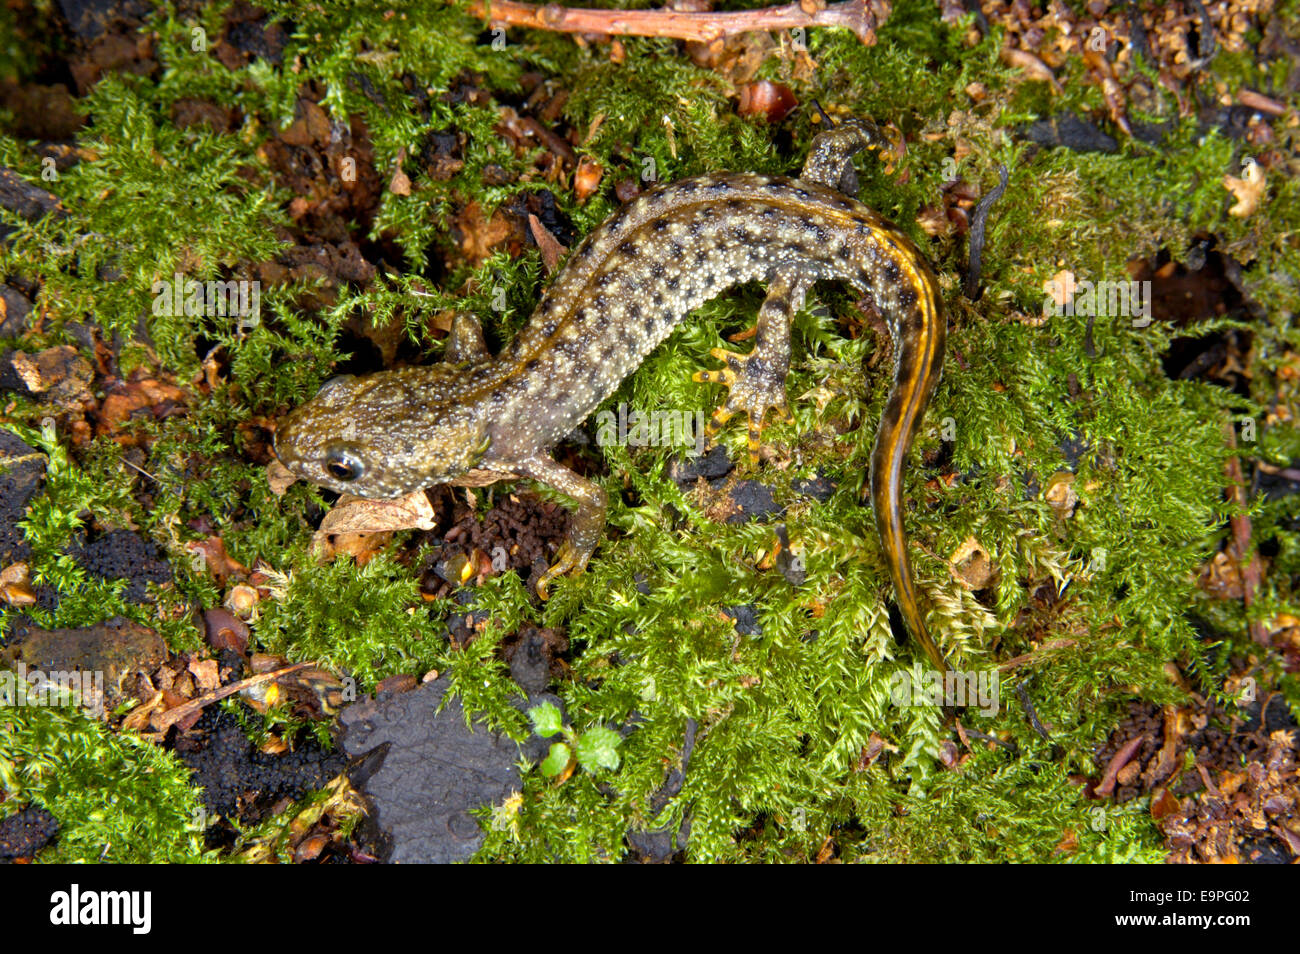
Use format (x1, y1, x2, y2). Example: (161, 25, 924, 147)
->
(574, 156, 604, 203)
(311, 491, 437, 563)
(187, 535, 248, 584)
(1000, 48, 1061, 91)
(187, 657, 222, 691)
(1045, 471, 1079, 519)
(454, 201, 513, 264)
(948, 536, 995, 589)
(202, 607, 249, 655)
(96, 375, 188, 438)
(1053, 828, 1078, 854)
(389, 166, 411, 197)
(266, 457, 298, 495)
(1223, 161, 1265, 218)
(1150, 787, 1181, 820)
(528, 213, 568, 275)
(0, 561, 35, 607)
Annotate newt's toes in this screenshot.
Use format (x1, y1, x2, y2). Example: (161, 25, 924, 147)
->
(536, 541, 584, 600)
(704, 407, 734, 438)
(695, 347, 790, 460)
(692, 367, 736, 387)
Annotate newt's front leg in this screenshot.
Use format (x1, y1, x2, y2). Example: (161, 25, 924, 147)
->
(693, 272, 809, 463)
(800, 117, 890, 195)
(515, 454, 608, 599)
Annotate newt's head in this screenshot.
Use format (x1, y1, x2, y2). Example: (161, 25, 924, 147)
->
(275, 365, 492, 498)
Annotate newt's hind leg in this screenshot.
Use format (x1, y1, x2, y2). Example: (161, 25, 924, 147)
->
(801, 117, 891, 197)
(517, 454, 608, 600)
(693, 273, 807, 463)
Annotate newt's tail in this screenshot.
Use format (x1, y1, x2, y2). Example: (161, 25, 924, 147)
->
(868, 265, 948, 673)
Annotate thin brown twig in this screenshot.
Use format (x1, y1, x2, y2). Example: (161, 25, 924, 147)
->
(996, 638, 1077, 672)
(463, 0, 888, 46)
(1223, 422, 1269, 646)
(1095, 733, 1145, 797)
(153, 661, 314, 732)
(1256, 461, 1300, 483)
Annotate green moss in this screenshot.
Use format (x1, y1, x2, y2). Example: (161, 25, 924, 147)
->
(0, 704, 210, 863)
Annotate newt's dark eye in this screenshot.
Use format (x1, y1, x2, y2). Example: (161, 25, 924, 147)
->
(325, 448, 364, 482)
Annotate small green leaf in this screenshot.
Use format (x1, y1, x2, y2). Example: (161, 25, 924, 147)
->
(528, 701, 564, 737)
(574, 726, 621, 771)
(540, 742, 571, 777)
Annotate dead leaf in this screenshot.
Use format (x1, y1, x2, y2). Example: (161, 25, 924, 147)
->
(389, 146, 411, 196)
(574, 156, 604, 203)
(856, 732, 888, 771)
(311, 491, 437, 563)
(1273, 825, 1300, 858)
(528, 213, 568, 275)
(316, 491, 436, 535)
(1053, 828, 1078, 854)
(1045, 269, 1076, 311)
(96, 375, 188, 439)
(948, 536, 995, 589)
(1000, 48, 1061, 91)
(121, 690, 165, 733)
(187, 657, 222, 691)
(0, 562, 36, 607)
(1044, 471, 1078, 519)
(202, 607, 249, 655)
(1223, 160, 1265, 218)
(294, 832, 331, 863)
(454, 201, 513, 264)
(186, 535, 248, 584)
(266, 457, 297, 495)
(1151, 787, 1181, 820)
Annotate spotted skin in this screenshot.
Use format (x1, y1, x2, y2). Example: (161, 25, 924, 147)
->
(275, 120, 949, 671)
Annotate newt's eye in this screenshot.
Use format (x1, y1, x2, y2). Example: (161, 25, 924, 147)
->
(325, 447, 364, 482)
(315, 374, 355, 398)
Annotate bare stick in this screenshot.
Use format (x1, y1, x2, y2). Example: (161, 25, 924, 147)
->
(464, 0, 888, 46)
(1223, 422, 1268, 646)
(154, 662, 315, 732)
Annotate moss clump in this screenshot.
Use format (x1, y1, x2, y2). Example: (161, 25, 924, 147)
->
(0, 703, 210, 863)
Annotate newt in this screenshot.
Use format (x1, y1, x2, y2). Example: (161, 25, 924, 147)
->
(275, 119, 949, 671)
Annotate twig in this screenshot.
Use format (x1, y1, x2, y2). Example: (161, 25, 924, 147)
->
(963, 163, 1008, 301)
(962, 0, 989, 35)
(464, 0, 888, 46)
(960, 725, 1018, 753)
(1127, 1, 1150, 64)
(1256, 461, 1300, 483)
(1223, 422, 1268, 645)
(1095, 733, 1145, 796)
(997, 638, 1077, 672)
(1185, 0, 1217, 70)
(1016, 681, 1050, 740)
(153, 661, 314, 731)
